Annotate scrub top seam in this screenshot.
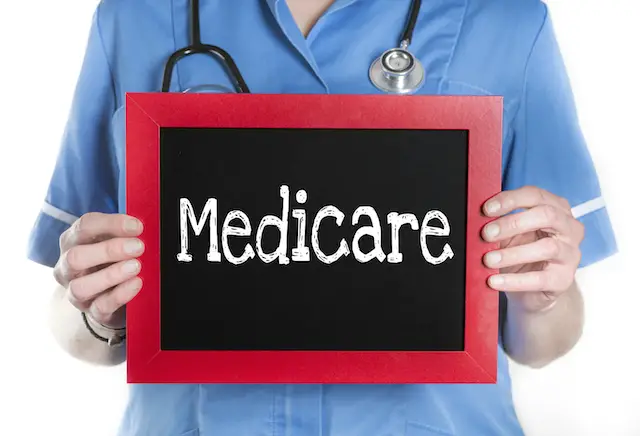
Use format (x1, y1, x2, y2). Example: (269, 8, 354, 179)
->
(445, 80, 494, 96)
(438, 0, 469, 94)
(96, 2, 119, 106)
(514, 3, 549, 179)
(96, 0, 121, 190)
(511, 2, 549, 120)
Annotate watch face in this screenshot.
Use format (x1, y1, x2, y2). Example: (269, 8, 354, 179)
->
(383, 50, 413, 73)
(108, 334, 126, 348)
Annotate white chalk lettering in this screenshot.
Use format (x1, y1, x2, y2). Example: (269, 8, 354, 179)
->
(222, 211, 256, 265)
(255, 185, 290, 265)
(351, 206, 386, 263)
(292, 189, 310, 262)
(420, 210, 454, 265)
(177, 198, 220, 263)
(386, 212, 419, 263)
(311, 206, 350, 264)
(177, 185, 455, 266)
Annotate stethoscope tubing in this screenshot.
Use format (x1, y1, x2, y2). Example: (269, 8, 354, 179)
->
(161, 43, 250, 93)
(161, 0, 422, 95)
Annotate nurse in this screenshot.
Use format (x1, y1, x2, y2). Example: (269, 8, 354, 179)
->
(28, 0, 617, 435)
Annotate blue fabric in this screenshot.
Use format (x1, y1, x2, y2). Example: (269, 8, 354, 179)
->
(27, 0, 617, 435)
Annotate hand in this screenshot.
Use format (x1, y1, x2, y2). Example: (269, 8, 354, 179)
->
(53, 213, 145, 329)
(481, 186, 584, 312)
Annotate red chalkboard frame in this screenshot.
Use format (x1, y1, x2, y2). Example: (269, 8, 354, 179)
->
(125, 93, 502, 384)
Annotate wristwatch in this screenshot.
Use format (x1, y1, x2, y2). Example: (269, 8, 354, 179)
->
(81, 311, 126, 347)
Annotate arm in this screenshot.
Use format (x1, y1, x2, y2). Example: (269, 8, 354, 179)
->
(481, 185, 589, 368)
(48, 211, 144, 366)
(484, 6, 616, 368)
(503, 281, 584, 368)
(26, 5, 138, 364)
(49, 284, 126, 366)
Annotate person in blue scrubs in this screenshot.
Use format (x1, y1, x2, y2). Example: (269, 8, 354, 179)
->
(28, 0, 617, 435)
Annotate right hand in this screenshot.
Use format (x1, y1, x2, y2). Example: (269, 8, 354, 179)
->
(54, 213, 145, 329)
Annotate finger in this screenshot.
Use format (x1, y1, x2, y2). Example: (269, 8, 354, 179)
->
(487, 269, 574, 293)
(483, 238, 580, 269)
(482, 205, 572, 242)
(61, 237, 144, 276)
(60, 213, 143, 252)
(89, 277, 143, 326)
(483, 186, 571, 217)
(67, 259, 141, 311)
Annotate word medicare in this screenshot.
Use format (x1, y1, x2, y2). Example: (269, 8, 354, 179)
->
(176, 185, 455, 266)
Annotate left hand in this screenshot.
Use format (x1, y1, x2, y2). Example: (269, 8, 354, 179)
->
(481, 186, 585, 312)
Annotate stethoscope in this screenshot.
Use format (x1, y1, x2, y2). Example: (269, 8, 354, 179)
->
(161, 0, 424, 95)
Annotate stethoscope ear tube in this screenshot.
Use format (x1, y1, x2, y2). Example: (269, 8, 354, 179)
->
(161, 0, 250, 93)
(161, 44, 251, 93)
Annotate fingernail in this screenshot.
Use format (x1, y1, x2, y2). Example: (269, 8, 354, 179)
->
(122, 260, 140, 274)
(484, 251, 502, 266)
(124, 239, 143, 255)
(489, 275, 505, 288)
(130, 277, 143, 291)
(484, 224, 500, 239)
(124, 218, 141, 233)
(485, 201, 501, 215)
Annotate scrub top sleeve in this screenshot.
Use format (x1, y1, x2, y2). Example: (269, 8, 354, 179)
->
(27, 6, 118, 268)
(503, 8, 617, 268)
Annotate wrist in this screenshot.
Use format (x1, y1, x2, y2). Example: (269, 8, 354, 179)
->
(506, 292, 559, 316)
(82, 312, 126, 347)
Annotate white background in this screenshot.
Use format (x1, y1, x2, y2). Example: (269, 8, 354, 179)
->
(0, 1, 638, 435)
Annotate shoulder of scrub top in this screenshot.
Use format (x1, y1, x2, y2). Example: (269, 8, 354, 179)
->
(437, 0, 551, 107)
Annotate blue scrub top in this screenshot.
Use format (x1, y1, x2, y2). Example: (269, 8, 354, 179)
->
(28, 0, 617, 435)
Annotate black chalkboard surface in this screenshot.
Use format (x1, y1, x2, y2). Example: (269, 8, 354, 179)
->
(125, 93, 502, 384)
(160, 128, 468, 352)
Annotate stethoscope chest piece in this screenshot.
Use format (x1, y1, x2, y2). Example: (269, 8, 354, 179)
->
(369, 45, 425, 95)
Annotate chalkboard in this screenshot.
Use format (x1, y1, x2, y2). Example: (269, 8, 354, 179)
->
(160, 127, 467, 352)
(126, 94, 502, 384)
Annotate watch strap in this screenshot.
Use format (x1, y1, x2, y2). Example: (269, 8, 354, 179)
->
(81, 311, 126, 347)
